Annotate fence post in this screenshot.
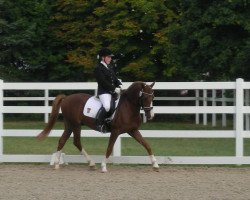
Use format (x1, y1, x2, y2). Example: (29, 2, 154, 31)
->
(212, 89, 216, 127)
(233, 91, 236, 129)
(245, 90, 249, 130)
(222, 89, 227, 127)
(0, 79, 3, 162)
(203, 89, 207, 125)
(44, 89, 49, 123)
(235, 78, 244, 158)
(195, 90, 199, 124)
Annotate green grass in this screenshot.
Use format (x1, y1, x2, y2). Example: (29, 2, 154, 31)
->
(4, 120, 234, 130)
(4, 120, 247, 156)
(3, 137, 109, 155)
(122, 138, 236, 156)
(4, 137, 241, 156)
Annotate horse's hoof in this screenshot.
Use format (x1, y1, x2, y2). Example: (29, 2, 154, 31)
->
(89, 165, 97, 171)
(54, 164, 60, 170)
(101, 166, 108, 173)
(153, 167, 160, 172)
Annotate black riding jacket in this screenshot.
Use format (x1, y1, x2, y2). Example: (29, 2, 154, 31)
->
(94, 62, 122, 95)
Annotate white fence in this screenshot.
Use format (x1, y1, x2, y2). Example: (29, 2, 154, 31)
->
(0, 78, 250, 165)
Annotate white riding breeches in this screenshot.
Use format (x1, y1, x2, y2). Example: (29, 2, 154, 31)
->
(99, 93, 112, 112)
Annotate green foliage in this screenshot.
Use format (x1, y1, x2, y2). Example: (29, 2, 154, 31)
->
(0, 0, 86, 81)
(0, 0, 52, 81)
(161, 0, 250, 81)
(0, 0, 249, 82)
(51, 0, 178, 81)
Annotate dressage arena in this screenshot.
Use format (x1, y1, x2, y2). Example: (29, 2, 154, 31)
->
(1, 164, 250, 200)
(1, 81, 250, 199)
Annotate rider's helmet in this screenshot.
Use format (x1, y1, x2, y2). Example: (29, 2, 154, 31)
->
(97, 48, 114, 59)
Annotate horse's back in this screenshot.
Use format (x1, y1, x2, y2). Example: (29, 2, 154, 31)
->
(61, 93, 92, 123)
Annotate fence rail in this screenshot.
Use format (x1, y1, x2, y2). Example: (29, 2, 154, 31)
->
(1, 78, 250, 165)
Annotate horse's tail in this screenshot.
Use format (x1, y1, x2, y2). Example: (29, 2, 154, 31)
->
(37, 94, 66, 141)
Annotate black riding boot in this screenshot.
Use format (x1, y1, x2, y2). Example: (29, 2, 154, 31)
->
(95, 107, 108, 133)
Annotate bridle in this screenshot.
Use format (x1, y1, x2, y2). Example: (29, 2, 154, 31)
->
(139, 89, 154, 111)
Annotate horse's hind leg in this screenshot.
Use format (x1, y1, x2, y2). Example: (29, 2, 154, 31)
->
(54, 128, 72, 169)
(72, 126, 96, 170)
(128, 130, 159, 171)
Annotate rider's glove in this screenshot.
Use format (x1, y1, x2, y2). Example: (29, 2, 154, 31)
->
(119, 84, 123, 90)
(114, 87, 121, 94)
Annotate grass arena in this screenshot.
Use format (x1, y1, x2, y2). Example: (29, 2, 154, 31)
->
(1, 164, 250, 200)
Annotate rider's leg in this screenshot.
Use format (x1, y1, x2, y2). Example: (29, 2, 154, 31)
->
(99, 93, 111, 112)
(95, 107, 107, 132)
(96, 94, 111, 132)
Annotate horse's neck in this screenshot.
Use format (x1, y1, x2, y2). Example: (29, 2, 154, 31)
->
(121, 95, 141, 116)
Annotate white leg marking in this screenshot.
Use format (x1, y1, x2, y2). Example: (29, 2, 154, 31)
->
(101, 158, 108, 173)
(54, 150, 61, 169)
(150, 155, 159, 168)
(81, 149, 95, 167)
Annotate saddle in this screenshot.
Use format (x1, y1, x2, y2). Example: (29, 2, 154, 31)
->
(83, 95, 119, 123)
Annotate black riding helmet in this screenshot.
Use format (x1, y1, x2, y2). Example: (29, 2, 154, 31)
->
(98, 48, 114, 59)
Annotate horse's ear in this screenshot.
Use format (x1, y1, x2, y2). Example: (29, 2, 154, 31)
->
(150, 81, 155, 88)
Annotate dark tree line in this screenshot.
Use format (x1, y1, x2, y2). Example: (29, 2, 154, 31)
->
(0, 0, 249, 82)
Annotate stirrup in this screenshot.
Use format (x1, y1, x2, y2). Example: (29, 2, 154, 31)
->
(104, 118, 111, 124)
(97, 124, 108, 134)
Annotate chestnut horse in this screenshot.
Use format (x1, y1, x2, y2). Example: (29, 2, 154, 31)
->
(37, 81, 159, 172)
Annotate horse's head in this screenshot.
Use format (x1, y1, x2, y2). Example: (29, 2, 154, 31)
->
(123, 81, 155, 121)
(139, 82, 155, 120)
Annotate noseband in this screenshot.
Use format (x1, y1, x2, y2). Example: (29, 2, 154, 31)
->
(139, 90, 154, 111)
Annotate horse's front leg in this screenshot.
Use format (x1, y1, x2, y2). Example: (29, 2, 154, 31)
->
(128, 130, 159, 171)
(101, 132, 118, 173)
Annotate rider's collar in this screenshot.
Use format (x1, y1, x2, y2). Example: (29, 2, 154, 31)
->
(100, 61, 108, 69)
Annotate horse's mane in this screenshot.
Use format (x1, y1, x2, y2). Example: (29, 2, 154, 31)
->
(120, 81, 145, 105)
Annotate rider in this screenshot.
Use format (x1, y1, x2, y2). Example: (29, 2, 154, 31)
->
(94, 47, 123, 133)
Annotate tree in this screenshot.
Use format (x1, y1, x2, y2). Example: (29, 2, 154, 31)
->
(52, 0, 179, 81)
(159, 0, 250, 81)
(0, 0, 49, 81)
(0, 0, 86, 82)
(1, 0, 249, 82)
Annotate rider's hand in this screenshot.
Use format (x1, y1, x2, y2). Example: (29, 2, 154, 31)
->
(115, 87, 121, 94)
(119, 84, 123, 90)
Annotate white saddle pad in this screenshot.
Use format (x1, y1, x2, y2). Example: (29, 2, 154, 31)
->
(83, 97, 102, 118)
(83, 96, 120, 119)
